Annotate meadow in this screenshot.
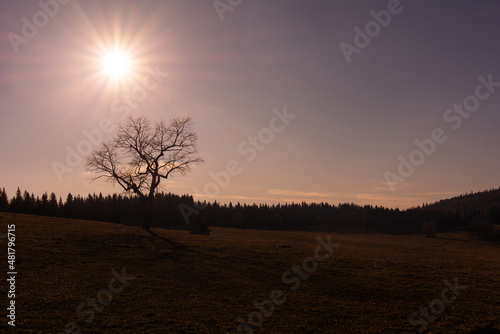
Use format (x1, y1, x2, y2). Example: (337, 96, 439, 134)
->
(1, 212, 499, 333)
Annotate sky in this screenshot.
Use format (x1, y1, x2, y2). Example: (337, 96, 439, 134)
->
(0, 0, 499, 209)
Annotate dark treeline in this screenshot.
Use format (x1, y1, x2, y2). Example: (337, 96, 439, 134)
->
(1, 186, 499, 233)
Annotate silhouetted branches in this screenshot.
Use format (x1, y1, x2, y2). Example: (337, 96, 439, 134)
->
(86, 115, 203, 229)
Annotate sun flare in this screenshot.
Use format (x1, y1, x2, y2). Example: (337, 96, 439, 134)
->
(101, 50, 131, 79)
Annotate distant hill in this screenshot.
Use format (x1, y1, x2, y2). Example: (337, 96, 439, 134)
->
(428, 187, 500, 214)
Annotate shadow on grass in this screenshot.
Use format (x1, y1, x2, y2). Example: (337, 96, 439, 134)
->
(144, 227, 191, 252)
(432, 235, 470, 242)
(144, 227, 219, 260)
(469, 325, 500, 333)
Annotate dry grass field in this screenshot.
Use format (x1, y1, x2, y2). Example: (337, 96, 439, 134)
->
(0, 212, 499, 333)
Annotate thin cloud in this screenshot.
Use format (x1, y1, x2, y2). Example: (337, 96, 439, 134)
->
(266, 189, 341, 199)
(191, 193, 281, 203)
(371, 181, 416, 192)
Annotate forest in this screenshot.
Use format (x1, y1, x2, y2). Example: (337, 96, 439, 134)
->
(1, 186, 499, 234)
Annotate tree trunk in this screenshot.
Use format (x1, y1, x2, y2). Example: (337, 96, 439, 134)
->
(142, 197, 153, 230)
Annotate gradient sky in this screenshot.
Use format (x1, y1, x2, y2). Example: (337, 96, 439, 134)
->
(1, 0, 499, 209)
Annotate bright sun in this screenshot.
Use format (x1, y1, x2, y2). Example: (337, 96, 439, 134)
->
(101, 50, 131, 79)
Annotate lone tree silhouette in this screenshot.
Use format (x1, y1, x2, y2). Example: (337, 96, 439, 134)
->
(86, 115, 203, 229)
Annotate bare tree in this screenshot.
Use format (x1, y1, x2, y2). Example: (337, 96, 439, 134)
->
(86, 115, 203, 229)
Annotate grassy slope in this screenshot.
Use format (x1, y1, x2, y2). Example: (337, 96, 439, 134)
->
(0, 212, 499, 333)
